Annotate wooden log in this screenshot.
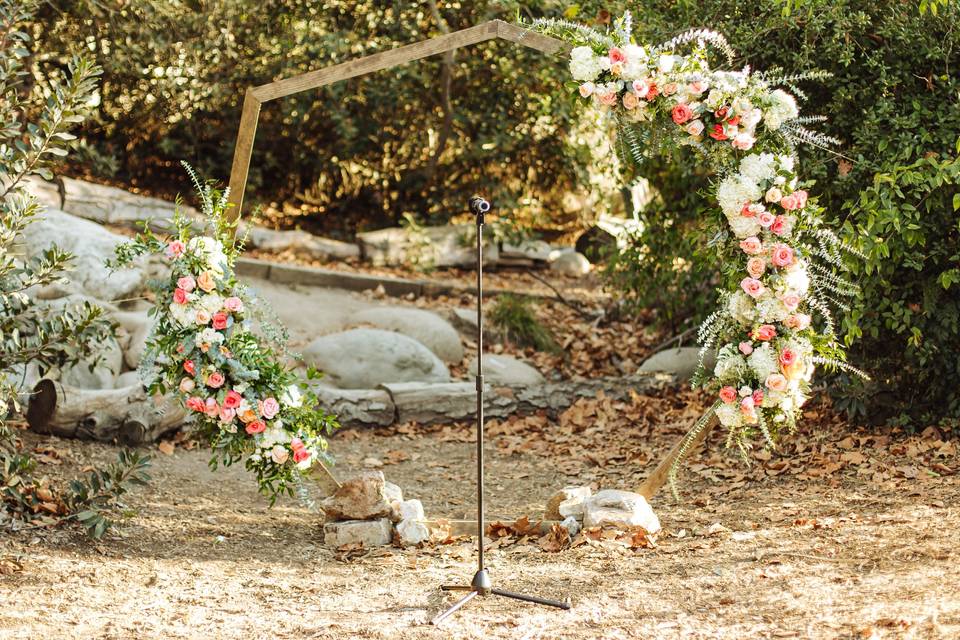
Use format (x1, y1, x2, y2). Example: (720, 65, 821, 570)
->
(636, 412, 719, 500)
(422, 518, 560, 537)
(26, 379, 185, 445)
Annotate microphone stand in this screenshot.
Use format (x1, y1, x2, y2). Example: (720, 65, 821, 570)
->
(430, 196, 570, 626)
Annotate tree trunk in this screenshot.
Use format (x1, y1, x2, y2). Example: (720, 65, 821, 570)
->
(26, 379, 185, 445)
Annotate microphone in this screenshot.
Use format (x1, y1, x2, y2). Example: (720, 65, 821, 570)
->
(469, 196, 491, 218)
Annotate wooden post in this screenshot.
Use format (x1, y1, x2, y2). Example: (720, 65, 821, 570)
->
(226, 89, 262, 222)
(636, 412, 719, 500)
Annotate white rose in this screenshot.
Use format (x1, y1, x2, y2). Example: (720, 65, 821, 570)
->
(765, 187, 783, 203)
(271, 446, 289, 465)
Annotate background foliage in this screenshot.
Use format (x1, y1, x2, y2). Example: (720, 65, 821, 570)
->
(26, 0, 960, 425)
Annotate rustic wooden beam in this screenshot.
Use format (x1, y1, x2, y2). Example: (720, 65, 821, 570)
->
(226, 89, 262, 222)
(636, 413, 719, 500)
(225, 20, 566, 222)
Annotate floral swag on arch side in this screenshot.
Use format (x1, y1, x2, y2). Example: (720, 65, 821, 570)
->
(530, 13, 868, 491)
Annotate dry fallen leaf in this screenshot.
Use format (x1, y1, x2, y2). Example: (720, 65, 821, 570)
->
(157, 441, 175, 455)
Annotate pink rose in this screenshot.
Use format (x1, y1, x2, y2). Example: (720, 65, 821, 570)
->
(608, 47, 626, 64)
(632, 79, 650, 98)
(578, 82, 594, 98)
(739, 236, 763, 255)
(245, 420, 266, 435)
(740, 396, 755, 413)
(779, 348, 798, 368)
(219, 407, 236, 423)
(646, 83, 659, 98)
(793, 190, 808, 208)
(719, 386, 738, 404)
(293, 448, 311, 464)
(212, 312, 229, 331)
(738, 341, 754, 356)
(177, 276, 196, 292)
(671, 103, 693, 125)
(771, 244, 795, 268)
(224, 296, 244, 312)
(752, 389, 764, 405)
(765, 373, 788, 392)
(179, 377, 195, 393)
(780, 194, 798, 210)
(259, 397, 280, 419)
(740, 277, 765, 299)
(206, 371, 225, 389)
(758, 211, 776, 228)
(753, 324, 777, 341)
(183, 360, 196, 375)
(770, 215, 787, 236)
(688, 81, 707, 95)
(598, 91, 618, 106)
(731, 133, 755, 150)
(781, 294, 801, 311)
(204, 398, 220, 419)
(173, 288, 189, 305)
(740, 202, 755, 218)
(747, 257, 766, 278)
(223, 390, 242, 410)
(709, 124, 728, 141)
(685, 120, 704, 136)
(622, 92, 639, 110)
(185, 396, 205, 412)
(165, 240, 185, 259)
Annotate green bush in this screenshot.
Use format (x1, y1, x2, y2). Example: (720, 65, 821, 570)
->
(489, 294, 559, 353)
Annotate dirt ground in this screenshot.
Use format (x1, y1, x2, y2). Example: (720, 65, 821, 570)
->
(2, 408, 958, 640)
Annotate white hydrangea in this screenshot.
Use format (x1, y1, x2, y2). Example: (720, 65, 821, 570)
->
(716, 403, 743, 428)
(748, 343, 778, 382)
(622, 45, 647, 79)
(168, 303, 194, 327)
(195, 327, 224, 347)
(260, 426, 290, 449)
(762, 389, 784, 408)
(756, 296, 790, 323)
(784, 264, 810, 295)
(714, 345, 748, 383)
(200, 293, 224, 315)
(763, 89, 799, 130)
(728, 291, 757, 325)
(705, 89, 725, 109)
(739, 153, 778, 184)
(569, 47, 603, 81)
(728, 215, 762, 239)
(281, 384, 303, 408)
(717, 175, 763, 218)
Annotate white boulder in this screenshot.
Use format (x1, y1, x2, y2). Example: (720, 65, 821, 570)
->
(353, 307, 463, 363)
(468, 354, 544, 386)
(583, 489, 661, 534)
(545, 486, 592, 521)
(323, 518, 393, 548)
(301, 328, 450, 389)
(638, 347, 716, 382)
(549, 251, 591, 277)
(396, 518, 430, 547)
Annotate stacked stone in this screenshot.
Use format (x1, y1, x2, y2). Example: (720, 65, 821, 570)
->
(320, 470, 430, 548)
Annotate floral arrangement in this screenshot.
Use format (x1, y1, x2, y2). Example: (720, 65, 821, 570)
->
(109, 165, 338, 502)
(531, 14, 866, 488)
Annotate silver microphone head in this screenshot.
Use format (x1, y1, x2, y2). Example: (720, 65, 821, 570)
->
(469, 196, 491, 215)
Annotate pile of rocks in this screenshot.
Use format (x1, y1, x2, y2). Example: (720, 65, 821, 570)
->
(320, 470, 431, 548)
(544, 486, 661, 536)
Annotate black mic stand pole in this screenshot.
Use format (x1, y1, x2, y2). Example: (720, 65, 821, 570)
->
(430, 196, 570, 626)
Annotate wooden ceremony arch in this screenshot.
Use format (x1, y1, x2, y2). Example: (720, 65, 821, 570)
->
(224, 19, 714, 503)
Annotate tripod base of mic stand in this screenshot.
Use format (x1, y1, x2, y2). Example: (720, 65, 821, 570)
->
(431, 569, 571, 626)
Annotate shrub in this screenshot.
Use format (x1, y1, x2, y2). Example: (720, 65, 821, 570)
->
(489, 294, 559, 353)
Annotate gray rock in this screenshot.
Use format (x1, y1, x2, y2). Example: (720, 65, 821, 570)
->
(323, 518, 393, 548)
(353, 307, 463, 363)
(583, 489, 661, 533)
(112, 310, 152, 371)
(114, 371, 142, 389)
(18, 208, 146, 301)
(302, 328, 449, 389)
(638, 347, 716, 382)
(561, 516, 581, 537)
(549, 251, 591, 277)
(381, 381, 476, 424)
(320, 470, 393, 521)
(23, 177, 62, 209)
(60, 176, 192, 225)
(59, 335, 123, 389)
(501, 239, 553, 262)
(244, 226, 360, 260)
(448, 308, 479, 335)
(398, 499, 425, 522)
(544, 486, 592, 521)
(311, 386, 395, 427)
(357, 224, 498, 268)
(468, 354, 544, 386)
(396, 518, 430, 546)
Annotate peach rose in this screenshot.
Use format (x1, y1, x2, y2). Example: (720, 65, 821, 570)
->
(747, 257, 766, 278)
(753, 324, 777, 341)
(579, 82, 595, 98)
(219, 407, 236, 423)
(765, 187, 783, 203)
(741, 277, 765, 299)
(779, 348, 799, 368)
(245, 420, 266, 435)
(197, 271, 216, 293)
(271, 446, 289, 465)
(608, 47, 626, 64)
(195, 309, 211, 325)
(622, 92, 639, 110)
(179, 377, 195, 393)
(204, 398, 220, 419)
(238, 408, 258, 424)
(662, 82, 679, 96)
(731, 133, 755, 150)
(685, 120, 704, 136)
(688, 81, 707, 95)
(785, 313, 811, 330)
(598, 90, 618, 106)
(770, 215, 787, 236)
(206, 371, 225, 389)
(765, 373, 788, 392)
(739, 236, 763, 255)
